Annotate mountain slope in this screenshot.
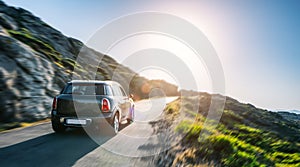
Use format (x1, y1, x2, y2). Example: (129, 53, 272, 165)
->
(0, 1, 178, 124)
(151, 94, 300, 166)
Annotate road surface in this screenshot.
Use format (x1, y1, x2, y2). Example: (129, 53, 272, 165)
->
(0, 97, 178, 167)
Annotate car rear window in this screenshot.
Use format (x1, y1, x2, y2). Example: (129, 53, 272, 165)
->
(62, 84, 108, 95)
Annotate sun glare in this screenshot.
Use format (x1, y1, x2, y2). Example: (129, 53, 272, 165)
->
(107, 33, 212, 92)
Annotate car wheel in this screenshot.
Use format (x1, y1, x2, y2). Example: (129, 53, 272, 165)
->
(51, 117, 66, 133)
(112, 113, 119, 134)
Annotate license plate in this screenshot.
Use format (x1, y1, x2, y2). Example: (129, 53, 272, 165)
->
(66, 119, 87, 125)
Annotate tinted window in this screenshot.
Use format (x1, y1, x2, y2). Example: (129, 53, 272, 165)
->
(105, 85, 113, 96)
(63, 84, 105, 95)
(63, 84, 72, 94)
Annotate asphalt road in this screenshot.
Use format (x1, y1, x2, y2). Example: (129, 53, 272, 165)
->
(0, 97, 178, 167)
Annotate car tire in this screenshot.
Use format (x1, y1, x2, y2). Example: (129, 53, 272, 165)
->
(51, 117, 66, 133)
(111, 113, 119, 134)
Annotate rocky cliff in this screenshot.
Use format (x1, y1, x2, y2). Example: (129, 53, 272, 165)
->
(0, 1, 178, 123)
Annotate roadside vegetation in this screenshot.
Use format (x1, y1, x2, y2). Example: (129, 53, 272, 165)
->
(0, 119, 50, 132)
(157, 95, 300, 167)
(7, 28, 88, 74)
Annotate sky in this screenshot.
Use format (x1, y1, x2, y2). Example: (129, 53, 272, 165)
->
(3, 0, 300, 111)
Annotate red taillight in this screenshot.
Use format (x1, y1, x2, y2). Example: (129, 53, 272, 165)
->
(52, 97, 57, 110)
(101, 98, 110, 112)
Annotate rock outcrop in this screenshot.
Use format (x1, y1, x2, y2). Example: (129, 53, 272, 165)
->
(0, 1, 179, 123)
(0, 1, 67, 122)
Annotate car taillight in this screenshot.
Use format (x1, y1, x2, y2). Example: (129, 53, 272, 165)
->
(101, 98, 110, 112)
(52, 97, 57, 110)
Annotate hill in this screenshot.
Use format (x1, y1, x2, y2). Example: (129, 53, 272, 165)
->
(151, 94, 300, 166)
(0, 1, 178, 126)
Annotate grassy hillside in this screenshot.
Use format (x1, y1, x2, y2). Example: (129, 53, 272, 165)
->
(154, 95, 300, 166)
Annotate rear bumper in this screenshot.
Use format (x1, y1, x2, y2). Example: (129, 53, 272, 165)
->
(51, 110, 113, 127)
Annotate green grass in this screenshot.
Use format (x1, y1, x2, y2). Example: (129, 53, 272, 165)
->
(7, 28, 89, 75)
(270, 152, 300, 164)
(169, 96, 300, 166)
(8, 28, 62, 62)
(175, 120, 203, 140)
(165, 99, 180, 116)
(176, 120, 273, 166)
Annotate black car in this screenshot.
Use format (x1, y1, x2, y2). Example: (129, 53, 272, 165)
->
(51, 80, 134, 134)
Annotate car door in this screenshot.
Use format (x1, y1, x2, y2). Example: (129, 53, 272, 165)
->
(112, 84, 130, 121)
(119, 86, 131, 119)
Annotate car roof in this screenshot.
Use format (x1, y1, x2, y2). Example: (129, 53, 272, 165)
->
(68, 80, 118, 85)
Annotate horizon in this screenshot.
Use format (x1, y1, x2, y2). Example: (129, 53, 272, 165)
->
(3, 0, 300, 111)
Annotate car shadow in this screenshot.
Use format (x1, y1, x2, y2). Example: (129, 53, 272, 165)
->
(0, 129, 112, 167)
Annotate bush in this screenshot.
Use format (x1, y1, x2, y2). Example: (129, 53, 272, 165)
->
(224, 151, 260, 167)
